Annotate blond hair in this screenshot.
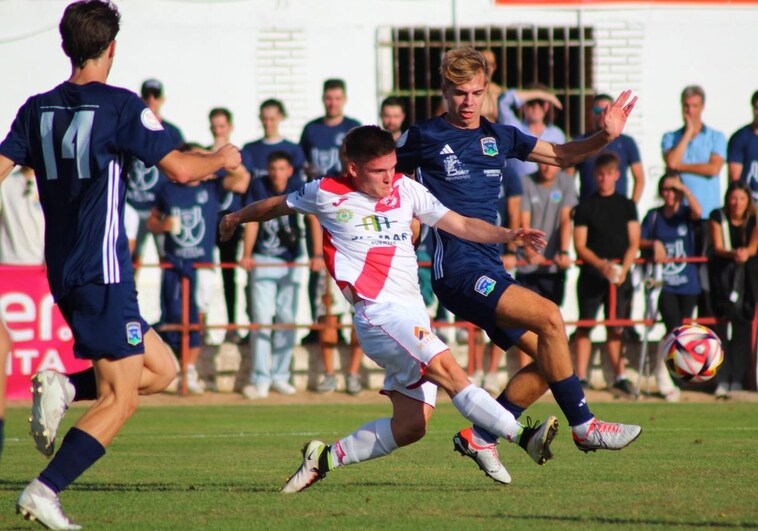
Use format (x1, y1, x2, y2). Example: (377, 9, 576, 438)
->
(440, 48, 487, 88)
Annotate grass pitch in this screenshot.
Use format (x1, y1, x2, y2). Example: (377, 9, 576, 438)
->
(2, 400, 757, 530)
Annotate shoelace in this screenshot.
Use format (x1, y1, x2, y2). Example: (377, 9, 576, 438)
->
(592, 420, 622, 434)
(523, 416, 542, 431)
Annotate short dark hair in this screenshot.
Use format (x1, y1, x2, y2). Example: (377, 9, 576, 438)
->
(343, 126, 395, 164)
(259, 98, 286, 117)
(60, 0, 120, 69)
(593, 152, 620, 174)
(209, 107, 232, 123)
(751, 90, 758, 108)
(381, 96, 405, 112)
(323, 79, 346, 94)
(657, 171, 682, 197)
(267, 150, 293, 166)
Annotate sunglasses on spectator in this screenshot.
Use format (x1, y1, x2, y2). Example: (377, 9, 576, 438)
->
(661, 187, 679, 193)
(592, 106, 606, 114)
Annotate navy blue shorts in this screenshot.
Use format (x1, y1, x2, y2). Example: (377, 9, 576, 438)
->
(433, 268, 526, 351)
(159, 267, 201, 350)
(57, 281, 149, 360)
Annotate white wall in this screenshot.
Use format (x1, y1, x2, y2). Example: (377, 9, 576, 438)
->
(1, 0, 756, 337)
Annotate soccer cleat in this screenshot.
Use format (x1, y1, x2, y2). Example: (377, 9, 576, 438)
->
(573, 418, 642, 453)
(281, 440, 329, 493)
(30, 371, 75, 458)
(17, 479, 81, 530)
(518, 415, 559, 465)
(453, 427, 511, 485)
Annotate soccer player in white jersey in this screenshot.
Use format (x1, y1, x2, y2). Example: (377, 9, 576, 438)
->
(395, 48, 642, 482)
(220, 125, 558, 491)
(0, 1, 241, 528)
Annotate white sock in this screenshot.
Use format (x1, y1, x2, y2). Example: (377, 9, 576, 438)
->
(330, 417, 397, 468)
(452, 384, 522, 442)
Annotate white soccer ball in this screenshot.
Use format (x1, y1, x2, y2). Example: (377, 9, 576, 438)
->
(662, 323, 724, 383)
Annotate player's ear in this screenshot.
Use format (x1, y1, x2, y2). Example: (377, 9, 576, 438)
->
(346, 161, 358, 178)
(107, 40, 116, 59)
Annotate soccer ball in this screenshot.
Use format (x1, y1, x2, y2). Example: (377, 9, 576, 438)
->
(662, 324, 724, 383)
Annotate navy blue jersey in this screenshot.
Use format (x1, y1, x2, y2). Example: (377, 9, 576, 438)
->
(640, 205, 700, 295)
(0, 81, 177, 299)
(155, 179, 224, 263)
(299, 117, 361, 176)
(241, 138, 306, 180)
(125, 118, 183, 212)
(244, 174, 304, 262)
(396, 116, 536, 278)
(727, 125, 758, 203)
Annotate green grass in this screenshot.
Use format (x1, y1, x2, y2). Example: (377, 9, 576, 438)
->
(2, 401, 758, 530)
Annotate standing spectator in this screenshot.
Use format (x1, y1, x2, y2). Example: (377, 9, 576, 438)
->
(573, 153, 640, 395)
(497, 82, 565, 179)
(0, 166, 44, 265)
(479, 49, 503, 123)
(241, 99, 306, 180)
(239, 152, 304, 399)
(149, 143, 249, 394)
(380, 96, 406, 141)
(662, 85, 727, 316)
(639, 173, 702, 402)
(727, 90, 758, 204)
(573, 93, 645, 203)
(708, 181, 758, 398)
(126, 78, 185, 266)
(209, 107, 250, 343)
(300, 79, 361, 343)
(511, 163, 576, 370)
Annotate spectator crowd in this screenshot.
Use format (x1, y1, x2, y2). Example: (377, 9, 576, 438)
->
(1, 57, 756, 407)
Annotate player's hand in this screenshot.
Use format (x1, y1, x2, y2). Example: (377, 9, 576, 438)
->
(239, 256, 255, 271)
(218, 144, 242, 171)
(509, 228, 546, 253)
(218, 213, 238, 242)
(525, 247, 544, 266)
(602, 90, 637, 140)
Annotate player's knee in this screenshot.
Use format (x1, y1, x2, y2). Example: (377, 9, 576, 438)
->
(395, 418, 427, 446)
(537, 301, 565, 337)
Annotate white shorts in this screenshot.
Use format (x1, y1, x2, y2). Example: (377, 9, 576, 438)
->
(353, 300, 447, 407)
(195, 267, 217, 314)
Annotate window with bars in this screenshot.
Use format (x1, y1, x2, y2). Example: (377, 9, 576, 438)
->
(377, 25, 595, 138)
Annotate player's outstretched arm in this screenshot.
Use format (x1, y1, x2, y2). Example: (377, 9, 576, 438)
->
(528, 90, 637, 168)
(434, 211, 546, 252)
(158, 144, 242, 185)
(218, 195, 294, 242)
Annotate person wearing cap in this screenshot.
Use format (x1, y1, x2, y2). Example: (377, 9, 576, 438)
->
(125, 78, 185, 268)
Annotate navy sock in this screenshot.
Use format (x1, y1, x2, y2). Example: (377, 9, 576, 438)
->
(38, 427, 105, 494)
(67, 368, 97, 401)
(0, 418, 4, 459)
(549, 374, 593, 427)
(495, 392, 526, 420)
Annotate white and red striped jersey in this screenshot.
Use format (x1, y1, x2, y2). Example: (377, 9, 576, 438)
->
(287, 173, 449, 305)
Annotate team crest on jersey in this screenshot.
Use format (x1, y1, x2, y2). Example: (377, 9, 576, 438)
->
(480, 137, 498, 157)
(336, 208, 353, 223)
(126, 322, 143, 346)
(474, 275, 497, 297)
(677, 224, 687, 236)
(140, 108, 164, 131)
(550, 190, 563, 203)
(376, 185, 401, 212)
(196, 189, 209, 205)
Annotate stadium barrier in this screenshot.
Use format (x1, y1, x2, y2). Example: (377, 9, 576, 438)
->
(1, 257, 755, 398)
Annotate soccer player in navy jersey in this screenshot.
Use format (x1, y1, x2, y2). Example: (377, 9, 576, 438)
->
(0, 1, 240, 528)
(395, 47, 642, 483)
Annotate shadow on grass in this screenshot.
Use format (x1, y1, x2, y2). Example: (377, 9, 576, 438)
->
(488, 512, 758, 529)
(0, 479, 276, 493)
